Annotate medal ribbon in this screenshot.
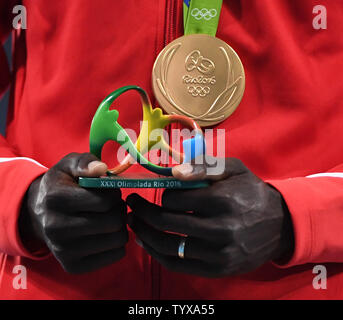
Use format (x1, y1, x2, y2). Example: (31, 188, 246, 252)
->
(183, 0, 223, 37)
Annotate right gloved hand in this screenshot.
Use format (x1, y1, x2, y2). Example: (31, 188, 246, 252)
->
(19, 153, 128, 274)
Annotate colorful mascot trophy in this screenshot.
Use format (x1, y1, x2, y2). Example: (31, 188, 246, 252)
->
(79, 86, 209, 189)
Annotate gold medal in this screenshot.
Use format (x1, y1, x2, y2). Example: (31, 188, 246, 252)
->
(152, 34, 245, 127)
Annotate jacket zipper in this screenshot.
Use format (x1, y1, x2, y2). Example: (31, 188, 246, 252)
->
(151, 0, 180, 300)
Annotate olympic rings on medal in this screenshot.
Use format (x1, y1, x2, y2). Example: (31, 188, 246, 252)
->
(191, 8, 218, 21)
(188, 86, 211, 97)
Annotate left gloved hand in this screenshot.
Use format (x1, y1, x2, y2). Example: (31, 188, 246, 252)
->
(127, 157, 294, 278)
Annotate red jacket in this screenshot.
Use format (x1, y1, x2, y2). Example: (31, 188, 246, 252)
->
(0, 0, 343, 300)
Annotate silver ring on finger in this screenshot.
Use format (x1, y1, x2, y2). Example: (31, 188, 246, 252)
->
(178, 237, 187, 259)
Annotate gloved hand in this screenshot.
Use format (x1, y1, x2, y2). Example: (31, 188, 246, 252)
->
(127, 157, 294, 278)
(19, 153, 128, 274)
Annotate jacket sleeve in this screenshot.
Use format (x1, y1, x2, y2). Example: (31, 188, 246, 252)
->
(0, 1, 49, 259)
(267, 163, 343, 267)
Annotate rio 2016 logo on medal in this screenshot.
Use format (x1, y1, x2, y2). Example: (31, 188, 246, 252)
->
(152, 34, 245, 127)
